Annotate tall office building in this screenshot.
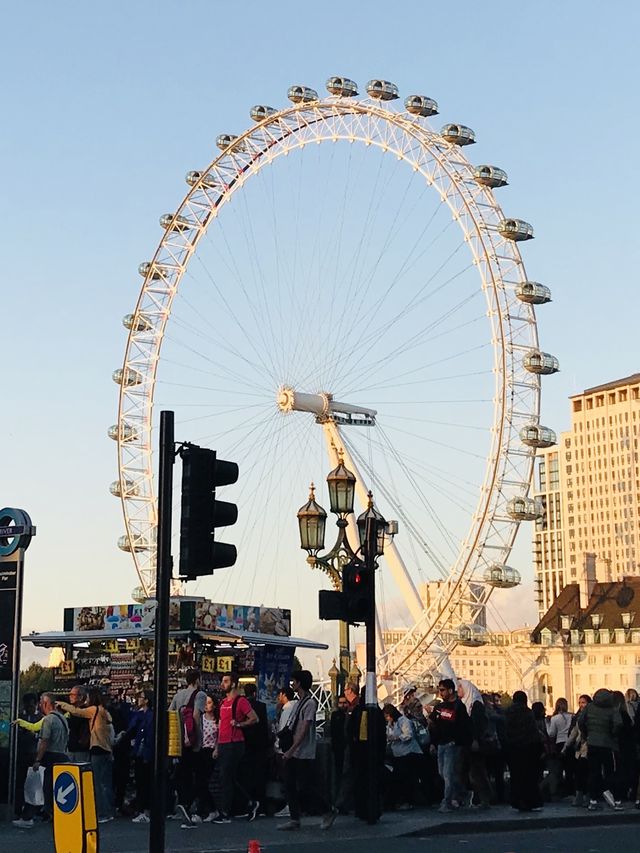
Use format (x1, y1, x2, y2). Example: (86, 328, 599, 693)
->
(533, 373, 640, 617)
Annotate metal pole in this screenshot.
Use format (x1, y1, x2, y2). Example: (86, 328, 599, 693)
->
(149, 410, 174, 853)
(364, 516, 379, 825)
(338, 618, 350, 695)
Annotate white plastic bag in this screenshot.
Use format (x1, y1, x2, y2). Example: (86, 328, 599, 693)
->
(24, 766, 45, 807)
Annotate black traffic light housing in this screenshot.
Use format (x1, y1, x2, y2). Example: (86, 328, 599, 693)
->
(178, 445, 238, 580)
(319, 558, 373, 625)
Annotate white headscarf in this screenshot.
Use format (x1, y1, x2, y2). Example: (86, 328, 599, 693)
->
(457, 678, 483, 714)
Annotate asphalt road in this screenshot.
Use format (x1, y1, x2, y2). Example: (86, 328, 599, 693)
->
(2, 808, 638, 853)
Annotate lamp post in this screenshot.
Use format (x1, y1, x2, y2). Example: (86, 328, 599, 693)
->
(297, 454, 356, 697)
(297, 462, 391, 823)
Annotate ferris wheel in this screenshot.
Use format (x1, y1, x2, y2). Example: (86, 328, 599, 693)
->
(110, 76, 558, 686)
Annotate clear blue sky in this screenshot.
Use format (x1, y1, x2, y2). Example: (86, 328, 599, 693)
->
(3, 1, 639, 664)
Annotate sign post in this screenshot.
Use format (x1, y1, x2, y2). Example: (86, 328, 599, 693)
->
(52, 764, 98, 853)
(0, 507, 35, 820)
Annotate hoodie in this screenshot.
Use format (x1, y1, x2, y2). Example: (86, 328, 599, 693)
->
(578, 688, 621, 750)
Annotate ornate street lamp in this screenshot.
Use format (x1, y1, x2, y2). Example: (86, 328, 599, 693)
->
(297, 483, 327, 555)
(357, 491, 386, 556)
(326, 451, 356, 516)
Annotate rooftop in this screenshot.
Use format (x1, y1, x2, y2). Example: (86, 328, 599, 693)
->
(571, 372, 640, 398)
(531, 577, 640, 642)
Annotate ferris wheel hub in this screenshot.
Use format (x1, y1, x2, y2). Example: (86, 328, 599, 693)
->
(276, 385, 376, 426)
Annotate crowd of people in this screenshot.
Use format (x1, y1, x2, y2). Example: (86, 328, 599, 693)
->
(11, 668, 640, 833)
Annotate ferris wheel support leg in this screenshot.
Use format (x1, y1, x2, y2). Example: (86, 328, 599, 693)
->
(322, 421, 425, 626)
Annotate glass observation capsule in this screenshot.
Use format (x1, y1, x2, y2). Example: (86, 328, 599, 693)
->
(498, 218, 534, 241)
(118, 535, 150, 553)
(473, 165, 508, 188)
(185, 170, 219, 189)
(131, 585, 147, 604)
(109, 479, 139, 498)
(122, 313, 152, 332)
(506, 496, 544, 521)
(326, 76, 358, 97)
(108, 422, 138, 442)
(516, 281, 552, 304)
(112, 367, 143, 387)
(440, 123, 475, 145)
(287, 85, 319, 103)
(138, 261, 172, 279)
(523, 350, 560, 375)
(250, 104, 277, 122)
(216, 133, 246, 151)
(159, 213, 197, 232)
(366, 79, 399, 100)
(483, 564, 522, 589)
(107, 423, 138, 441)
(404, 94, 439, 116)
(458, 624, 488, 647)
(519, 424, 557, 448)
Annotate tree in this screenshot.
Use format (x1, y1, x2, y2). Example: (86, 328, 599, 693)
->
(292, 655, 303, 673)
(20, 662, 54, 698)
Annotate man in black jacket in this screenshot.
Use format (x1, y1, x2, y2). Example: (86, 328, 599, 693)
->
(429, 679, 471, 812)
(243, 683, 270, 814)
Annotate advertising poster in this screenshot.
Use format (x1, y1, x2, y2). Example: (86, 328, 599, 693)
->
(73, 603, 156, 633)
(259, 607, 291, 637)
(257, 645, 294, 721)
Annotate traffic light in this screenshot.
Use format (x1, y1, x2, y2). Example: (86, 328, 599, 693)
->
(178, 445, 238, 580)
(318, 559, 373, 625)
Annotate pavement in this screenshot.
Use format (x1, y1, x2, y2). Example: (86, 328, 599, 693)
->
(3, 802, 640, 852)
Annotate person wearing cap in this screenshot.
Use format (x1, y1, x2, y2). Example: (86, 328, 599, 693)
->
(400, 685, 424, 724)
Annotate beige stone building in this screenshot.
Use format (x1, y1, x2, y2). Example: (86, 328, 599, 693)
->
(533, 373, 640, 618)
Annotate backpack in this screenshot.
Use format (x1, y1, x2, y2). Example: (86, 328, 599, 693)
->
(278, 695, 311, 753)
(179, 688, 199, 749)
(411, 717, 431, 750)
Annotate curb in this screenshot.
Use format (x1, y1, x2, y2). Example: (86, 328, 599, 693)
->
(403, 811, 640, 837)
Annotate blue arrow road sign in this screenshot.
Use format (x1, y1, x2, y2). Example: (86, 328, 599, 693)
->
(54, 771, 79, 814)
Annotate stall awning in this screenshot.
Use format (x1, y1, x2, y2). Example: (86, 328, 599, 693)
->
(22, 628, 328, 651)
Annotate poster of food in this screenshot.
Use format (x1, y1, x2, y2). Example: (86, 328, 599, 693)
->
(194, 601, 284, 634)
(73, 603, 156, 633)
(259, 607, 291, 637)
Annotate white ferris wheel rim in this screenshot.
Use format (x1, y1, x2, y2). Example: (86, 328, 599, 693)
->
(114, 88, 542, 680)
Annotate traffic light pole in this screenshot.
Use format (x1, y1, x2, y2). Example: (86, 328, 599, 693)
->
(364, 516, 379, 825)
(150, 410, 174, 853)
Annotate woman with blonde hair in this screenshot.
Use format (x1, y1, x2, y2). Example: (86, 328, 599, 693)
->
(57, 687, 114, 823)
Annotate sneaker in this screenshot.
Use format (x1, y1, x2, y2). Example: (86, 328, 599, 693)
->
(213, 813, 231, 824)
(132, 813, 150, 823)
(438, 803, 454, 813)
(614, 801, 623, 811)
(203, 811, 220, 823)
(248, 801, 260, 822)
(603, 790, 616, 809)
(635, 801, 640, 810)
(320, 807, 338, 830)
(274, 805, 290, 818)
(12, 819, 34, 829)
(588, 800, 600, 811)
(175, 804, 191, 824)
(190, 814, 203, 824)
(98, 816, 114, 824)
(277, 820, 301, 831)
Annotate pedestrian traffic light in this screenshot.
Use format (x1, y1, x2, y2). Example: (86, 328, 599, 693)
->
(318, 559, 373, 625)
(178, 445, 238, 580)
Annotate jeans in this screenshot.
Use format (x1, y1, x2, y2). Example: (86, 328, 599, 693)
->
(91, 751, 114, 819)
(218, 742, 251, 816)
(587, 745, 615, 801)
(284, 757, 330, 822)
(437, 743, 464, 805)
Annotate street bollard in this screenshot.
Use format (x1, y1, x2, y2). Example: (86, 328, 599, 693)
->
(52, 763, 99, 853)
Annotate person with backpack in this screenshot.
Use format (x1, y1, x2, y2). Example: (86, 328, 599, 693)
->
(213, 671, 259, 824)
(167, 668, 208, 827)
(57, 687, 115, 823)
(383, 703, 423, 809)
(278, 669, 337, 832)
(32, 693, 69, 821)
